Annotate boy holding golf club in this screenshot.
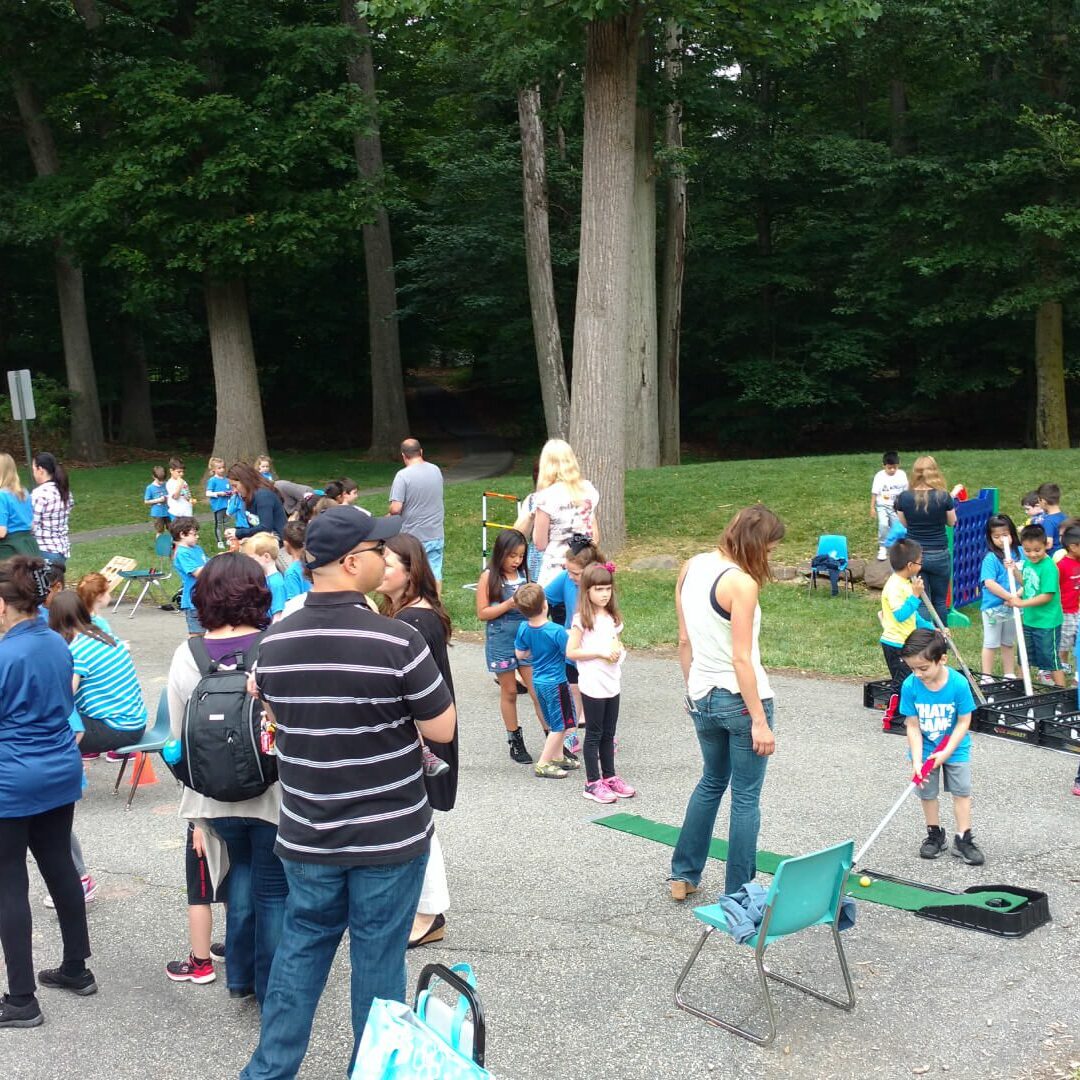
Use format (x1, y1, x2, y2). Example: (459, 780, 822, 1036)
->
(898, 629, 983, 865)
(879, 538, 934, 689)
(1006, 523, 1066, 688)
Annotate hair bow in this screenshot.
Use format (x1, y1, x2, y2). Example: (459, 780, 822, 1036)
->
(32, 566, 51, 599)
(603, 562, 616, 574)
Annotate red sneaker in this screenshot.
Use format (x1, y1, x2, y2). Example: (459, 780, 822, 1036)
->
(165, 954, 215, 984)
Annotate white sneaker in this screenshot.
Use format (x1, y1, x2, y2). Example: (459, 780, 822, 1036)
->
(877, 545, 887, 561)
(44, 875, 97, 909)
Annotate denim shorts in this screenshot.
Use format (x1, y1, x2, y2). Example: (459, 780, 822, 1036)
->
(183, 607, 206, 635)
(1023, 625, 1061, 671)
(918, 760, 972, 801)
(422, 539, 444, 581)
(981, 607, 1017, 649)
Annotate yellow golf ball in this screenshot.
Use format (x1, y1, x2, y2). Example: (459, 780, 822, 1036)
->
(859, 875, 872, 887)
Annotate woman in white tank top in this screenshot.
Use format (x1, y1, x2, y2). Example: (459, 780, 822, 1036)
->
(668, 505, 784, 902)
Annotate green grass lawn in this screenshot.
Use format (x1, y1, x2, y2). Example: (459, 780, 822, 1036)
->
(63, 447, 1079, 678)
(66, 453, 402, 533)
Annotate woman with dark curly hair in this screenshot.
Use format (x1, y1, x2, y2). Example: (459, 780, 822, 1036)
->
(165, 553, 286, 1003)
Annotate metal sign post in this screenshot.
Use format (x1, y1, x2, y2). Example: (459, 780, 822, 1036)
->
(6, 370, 35, 472)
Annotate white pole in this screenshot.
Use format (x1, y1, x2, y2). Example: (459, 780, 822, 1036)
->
(1003, 538, 1034, 695)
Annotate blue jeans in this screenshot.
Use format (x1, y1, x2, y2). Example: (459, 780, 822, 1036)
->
(240, 850, 428, 1080)
(918, 548, 951, 627)
(671, 689, 774, 895)
(210, 817, 287, 1006)
(875, 504, 898, 545)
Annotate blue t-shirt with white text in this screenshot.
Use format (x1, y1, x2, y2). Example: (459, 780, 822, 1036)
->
(145, 481, 170, 519)
(898, 667, 975, 763)
(206, 475, 231, 513)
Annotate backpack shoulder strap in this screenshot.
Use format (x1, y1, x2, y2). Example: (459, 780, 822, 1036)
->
(188, 635, 217, 676)
(238, 632, 265, 672)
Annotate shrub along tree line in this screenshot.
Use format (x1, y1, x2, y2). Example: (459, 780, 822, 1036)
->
(1, 1, 1077, 546)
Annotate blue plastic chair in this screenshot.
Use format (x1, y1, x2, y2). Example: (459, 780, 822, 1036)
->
(111, 689, 173, 809)
(808, 534, 854, 596)
(113, 532, 175, 617)
(673, 841, 856, 1046)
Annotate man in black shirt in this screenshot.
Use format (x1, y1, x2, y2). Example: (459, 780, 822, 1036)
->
(242, 505, 456, 1080)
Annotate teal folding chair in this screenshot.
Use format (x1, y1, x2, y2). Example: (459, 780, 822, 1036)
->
(112, 689, 173, 809)
(113, 532, 175, 618)
(674, 840, 856, 1046)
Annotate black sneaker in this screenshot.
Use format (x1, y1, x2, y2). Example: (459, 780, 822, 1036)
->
(507, 728, 533, 764)
(210, 942, 226, 963)
(228, 986, 255, 1000)
(37, 967, 97, 996)
(919, 825, 948, 859)
(951, 830, 985, 866)
(0, 995, 43, 1028)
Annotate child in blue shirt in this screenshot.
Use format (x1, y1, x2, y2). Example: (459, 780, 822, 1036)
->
(144, 465, 170, 533)
(170, 517, 208, 636)
(979, 514, 1020, 679)
(204, 456, 232, 550)
(543, 536, 601, 747)
(239, 533, 286, 621)
(898, 629, 983, 866)
(514, 582, 578, 780)
(282, 521, 312, 602)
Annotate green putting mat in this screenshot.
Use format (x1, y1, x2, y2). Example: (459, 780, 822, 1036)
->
(592, 812, 1027, 913)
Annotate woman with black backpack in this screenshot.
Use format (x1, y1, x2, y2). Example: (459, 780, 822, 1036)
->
(164, 553, 286, 1004)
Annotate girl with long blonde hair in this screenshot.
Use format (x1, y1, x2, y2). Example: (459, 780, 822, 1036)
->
(532, 439, 600, 585)
(0, 453, 40, 560)
(895, 455, 957, 625)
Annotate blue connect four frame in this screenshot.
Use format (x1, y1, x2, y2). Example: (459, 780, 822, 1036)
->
(950, 488, 999, 611)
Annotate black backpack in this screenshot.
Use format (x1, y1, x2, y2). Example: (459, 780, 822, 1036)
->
(170, 636, 277, 803)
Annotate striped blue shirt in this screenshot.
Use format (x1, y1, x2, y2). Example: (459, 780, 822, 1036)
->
(69, 632, 147, 730)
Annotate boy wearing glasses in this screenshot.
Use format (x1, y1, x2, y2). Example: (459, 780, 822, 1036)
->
(880, 538, 934, 693)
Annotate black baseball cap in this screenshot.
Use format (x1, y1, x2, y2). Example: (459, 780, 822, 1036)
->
(303, 505, 401, 570)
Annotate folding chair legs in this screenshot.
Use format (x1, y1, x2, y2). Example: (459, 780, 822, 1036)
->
(762, 925, 856, 1014)
(111, 753, 147, 809)
(674, 928, 778, 1046)
(674, 924, 855, 1048)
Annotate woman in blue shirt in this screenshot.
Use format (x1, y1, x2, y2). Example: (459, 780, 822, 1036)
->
(227, 462, 286, 543)
(0, 453, 41, 562)
(48, 592, 147, 754)
(0, 556, 96, 1029)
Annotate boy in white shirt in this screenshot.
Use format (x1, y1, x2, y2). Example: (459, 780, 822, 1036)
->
(871, 451, 909, 561)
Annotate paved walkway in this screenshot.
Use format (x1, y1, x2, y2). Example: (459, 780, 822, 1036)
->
(69, 445, 514, 545)
(5, 602, 1077, 1079)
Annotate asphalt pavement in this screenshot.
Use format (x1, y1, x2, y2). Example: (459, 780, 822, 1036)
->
(3, 601, 1077, 1080)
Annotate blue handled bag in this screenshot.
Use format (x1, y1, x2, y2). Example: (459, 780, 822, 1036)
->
(352, 963, 490, 1080)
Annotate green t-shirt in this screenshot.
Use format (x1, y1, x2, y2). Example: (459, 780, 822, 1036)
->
(1021, 556, 1063, 629)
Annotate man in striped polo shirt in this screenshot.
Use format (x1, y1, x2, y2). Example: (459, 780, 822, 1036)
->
(242, 505, 456, 1080)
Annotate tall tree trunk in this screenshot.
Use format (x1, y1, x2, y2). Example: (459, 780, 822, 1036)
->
(889, 79, 914, 157)
(625, 40, 658, 470)
(569, 8, 643, 553)
(657, 19, 685, 466)
(1034, 301, 1069, 448)
(341, 1, 409, 457)
(205, 276, 267, 464)
(518, 84, 570, 441)
(11, 69, 106, 461)
(118, 318, 156, 447)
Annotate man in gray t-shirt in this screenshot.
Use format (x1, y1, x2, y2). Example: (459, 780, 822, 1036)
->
(389, 438, 446, 590)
